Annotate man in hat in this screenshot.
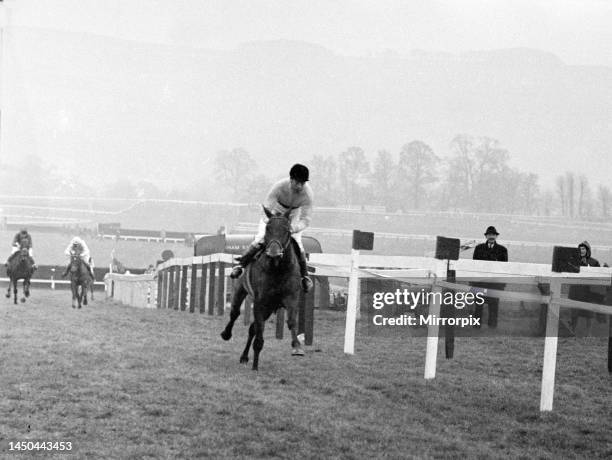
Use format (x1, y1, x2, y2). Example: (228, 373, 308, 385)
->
(472, 226, 508, 328)
(229, 163, 314, 292)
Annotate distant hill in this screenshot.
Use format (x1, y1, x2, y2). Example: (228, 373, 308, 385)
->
(3, 29, 611, 190)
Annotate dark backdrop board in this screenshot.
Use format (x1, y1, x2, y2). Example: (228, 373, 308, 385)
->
(196, 234, 323, 256)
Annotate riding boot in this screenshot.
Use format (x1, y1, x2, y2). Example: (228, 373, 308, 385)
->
(29, 257, 37, 271)
(62, 264, 70, 278)
(230, 243, 262, 279)
(297, 249, 313, 292)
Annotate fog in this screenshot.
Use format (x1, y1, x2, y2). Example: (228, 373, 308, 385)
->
(0, 0, 610, 207)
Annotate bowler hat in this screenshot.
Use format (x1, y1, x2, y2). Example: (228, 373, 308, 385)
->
(484, 226, 499, 236)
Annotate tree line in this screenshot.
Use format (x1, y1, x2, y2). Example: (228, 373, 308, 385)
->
(2, 137, 609, 221)
(214, 135, 611, 220)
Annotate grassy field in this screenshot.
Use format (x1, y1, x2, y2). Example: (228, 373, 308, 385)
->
(1, 291, 611, 459)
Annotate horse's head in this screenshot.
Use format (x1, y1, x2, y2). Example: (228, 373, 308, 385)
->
(262, 205, 292, 259)
(69, 252, 83, 273)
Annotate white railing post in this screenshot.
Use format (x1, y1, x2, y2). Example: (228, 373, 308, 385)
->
(424, 259, 446, 380)
(540, 278, 561, 412)
(344, 248, 360, 355)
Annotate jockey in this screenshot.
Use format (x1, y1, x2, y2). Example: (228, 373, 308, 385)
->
(230, 163, 314, 292)
(6, 227, 37, 269)
(62, 236, 95, 278)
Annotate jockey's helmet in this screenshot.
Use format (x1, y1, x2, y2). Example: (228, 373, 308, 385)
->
(289, 163, 309, 182)
(20, 228, 28, 234)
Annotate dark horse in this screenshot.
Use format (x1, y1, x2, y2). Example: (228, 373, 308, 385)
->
(221, 206, 304, 371)
(6, 247, 34, 304)
(68, 253, 92, 309)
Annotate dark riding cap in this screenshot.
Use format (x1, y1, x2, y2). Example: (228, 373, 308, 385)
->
(484, 226, 499, 236)
(289, 164, 309, 182)
(20, 228, 28, 234)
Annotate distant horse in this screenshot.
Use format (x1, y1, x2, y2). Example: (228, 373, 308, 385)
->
(68, 253, 92, 309)
(221, 206, 304, 371)
(6, 247, 34, 304)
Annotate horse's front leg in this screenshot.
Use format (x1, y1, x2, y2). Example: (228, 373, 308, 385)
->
(13, 281, 18, 304)
(221, 283, 248, 341)
(71, 282, 77, 308)
(284, 293, 304, 356)
(82, 284, 88, 306)
(24, 279, 30, 298)
(251, 309, 266, 371)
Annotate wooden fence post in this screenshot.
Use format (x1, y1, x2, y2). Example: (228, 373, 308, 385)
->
(173, 266, 181, 310)
(217, 262, 226, 315)
(189, 263, 197, 313)
(156, 270, 163, 308)
(167, 267, 175, 310)
(199, 263, 208, 314)
(305, 281, 315, 346)
(180, 265, 188, 311)
(208, 261, 216, 315)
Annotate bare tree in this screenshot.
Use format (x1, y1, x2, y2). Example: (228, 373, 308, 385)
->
(371, 150, 396, 210)
(214, 148, 257, 200)
(398, 140, 438, 210)
(309, 155, 338, 205)
(597, 185, 611, 220)
(338, 147, 370, 206)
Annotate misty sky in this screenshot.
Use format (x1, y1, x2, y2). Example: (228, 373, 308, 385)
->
(11, 0, 612, 67)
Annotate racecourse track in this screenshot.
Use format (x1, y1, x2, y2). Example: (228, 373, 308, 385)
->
(1, 289, 611, 458)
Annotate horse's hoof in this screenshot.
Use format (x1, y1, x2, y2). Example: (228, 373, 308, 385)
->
(78, 305, 81, 309)
(292, 348, 305, 356)
(240, 356, 249, 364)
(220, 330, 232, 341)
(251, 365, 258, 371)
(72, 305, 75, 309)
(20, 298, 26, 303)
(5, 293, 9, 298)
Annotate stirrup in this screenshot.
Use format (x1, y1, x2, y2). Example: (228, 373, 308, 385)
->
(301, 276, 313, 292)
(230, 265, 244, 279)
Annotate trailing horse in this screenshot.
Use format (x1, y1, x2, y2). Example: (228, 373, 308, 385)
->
(68, 253, 92, 309)
(221, 206, 304, 371)
(6, 247, 34, 304)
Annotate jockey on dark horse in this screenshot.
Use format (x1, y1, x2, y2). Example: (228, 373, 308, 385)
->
(230, 163, 314, 292)
(61, 236, 95, 278)
(5, 228, 37, 270)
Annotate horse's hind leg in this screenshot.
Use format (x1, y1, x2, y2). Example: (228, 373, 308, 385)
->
(221, 284, 248, 341)
(240, 322, 255, 364)
(6, 280, 11, 298)
(83, 285, 88, 306)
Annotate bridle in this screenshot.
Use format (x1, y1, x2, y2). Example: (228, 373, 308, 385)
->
(263, 216, 292, 258)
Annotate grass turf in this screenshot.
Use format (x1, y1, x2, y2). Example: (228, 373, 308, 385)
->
(1, 291, 611, 459)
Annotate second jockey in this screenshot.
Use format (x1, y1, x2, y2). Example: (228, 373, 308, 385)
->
(6, 228, 37, 269)
(230, 163, 314, 292)
(62, 236, 95, 278)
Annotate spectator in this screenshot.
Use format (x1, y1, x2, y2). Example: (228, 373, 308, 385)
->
(472, 226, 508, 328)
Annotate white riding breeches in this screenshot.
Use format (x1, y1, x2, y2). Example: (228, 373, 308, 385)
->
(253, 218, 304, 252)
(12, 246, 33, 257)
